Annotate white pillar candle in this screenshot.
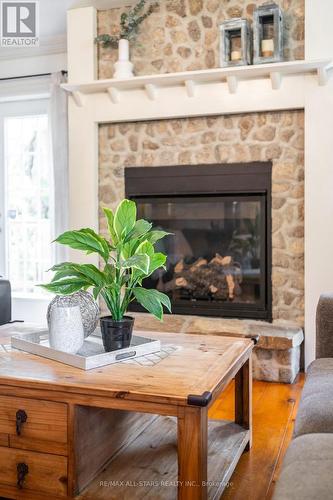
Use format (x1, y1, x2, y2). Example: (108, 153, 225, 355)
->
(231, 50, 241, 61)
(261, 38, 274, 57)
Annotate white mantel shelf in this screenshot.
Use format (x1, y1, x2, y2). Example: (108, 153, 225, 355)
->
(63, 59, 333, 107)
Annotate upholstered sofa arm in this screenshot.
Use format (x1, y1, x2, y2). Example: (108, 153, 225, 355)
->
(316, 294, 333, 359)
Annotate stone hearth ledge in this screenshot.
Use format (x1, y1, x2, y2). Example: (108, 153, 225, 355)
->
(130, 312, 304, 384)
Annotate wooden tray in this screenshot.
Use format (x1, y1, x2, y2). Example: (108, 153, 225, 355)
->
(11, 330, 161, 370)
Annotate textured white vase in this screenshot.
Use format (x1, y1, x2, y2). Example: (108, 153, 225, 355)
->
(49, 305, 84, 354)
(114, 38, 134, 79)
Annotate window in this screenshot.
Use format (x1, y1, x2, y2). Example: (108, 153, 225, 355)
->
(0, 100, 53, 297)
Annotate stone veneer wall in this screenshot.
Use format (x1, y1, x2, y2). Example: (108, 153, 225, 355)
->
(97, 0, 304, 79)
(97, 2, 305, 381)
(99, 110, 305, 327)
(98, 1, 305, 329)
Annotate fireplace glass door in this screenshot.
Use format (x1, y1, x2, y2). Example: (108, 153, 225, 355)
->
(132, 194, 268, 318)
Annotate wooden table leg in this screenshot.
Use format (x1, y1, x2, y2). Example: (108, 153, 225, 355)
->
(235, 354, 252, 450)
(177, 406, 208, 500)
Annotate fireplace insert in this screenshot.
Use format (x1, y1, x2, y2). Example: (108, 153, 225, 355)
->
(125, 163, 272, 321)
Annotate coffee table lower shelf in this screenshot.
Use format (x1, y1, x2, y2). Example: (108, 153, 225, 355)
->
(78, 416, 249, 500)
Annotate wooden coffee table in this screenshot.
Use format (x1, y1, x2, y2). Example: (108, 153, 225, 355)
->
(0, 325, 255, 500)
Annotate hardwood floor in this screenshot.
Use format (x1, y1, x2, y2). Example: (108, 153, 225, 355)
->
(209, 374, 305, 500)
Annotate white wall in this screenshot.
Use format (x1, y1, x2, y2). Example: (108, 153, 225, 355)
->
(0, 53, 67, 80)
(304, 0, 333, 366)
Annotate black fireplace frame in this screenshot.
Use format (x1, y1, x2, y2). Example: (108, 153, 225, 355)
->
(125, 163, 272, 321)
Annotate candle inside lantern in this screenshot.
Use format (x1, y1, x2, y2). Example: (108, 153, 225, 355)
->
(230, 33, 241, 62)
(231, 50, 241, 61)
(261, 38, 274, 57)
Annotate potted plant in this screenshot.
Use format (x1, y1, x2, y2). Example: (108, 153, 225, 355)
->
(95, 0, 158, 79)
(40, 199, 171, 352)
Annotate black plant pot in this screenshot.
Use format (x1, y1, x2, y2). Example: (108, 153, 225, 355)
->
(100, 316, 134, 352)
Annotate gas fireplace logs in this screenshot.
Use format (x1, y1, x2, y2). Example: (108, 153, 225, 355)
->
(160, 254, 242, 301)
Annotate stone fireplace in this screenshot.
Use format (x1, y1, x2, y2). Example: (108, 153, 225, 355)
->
(98, 110, 304, 383)
(99, 110, 304, 325)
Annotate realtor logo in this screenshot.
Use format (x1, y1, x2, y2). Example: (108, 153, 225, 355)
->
(1, 1, 39, 46)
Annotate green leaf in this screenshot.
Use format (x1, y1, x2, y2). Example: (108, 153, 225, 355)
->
(76, 264, 105, 285)
(121, 239, 140, 260)
(50, 262, 105, 287)
(121, 274, 130, 286)
(145, 230, 171, 245)
(151, 289, 172, 313)
(101, 288, 117, 317)
(122, 254, 150, 274)
(147, 253, 167, 276)
(133, 287, 163, 320)
(95, 34, 119, 48)
(55, 229, 110, 263)
(114, 199, 137, 241)
(103, 263, 116, 282)
(133, 288, 171, 321)
(135, 239, 154, 257)
(103, 207, 118, 245)
(126, 219, 152, 241)
(39, 278, 91, 295)
(51, 269, 79, 282)
(92, 286, 103, 300)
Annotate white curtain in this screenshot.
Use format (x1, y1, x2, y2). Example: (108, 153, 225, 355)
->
(49, 72, 69, 263)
